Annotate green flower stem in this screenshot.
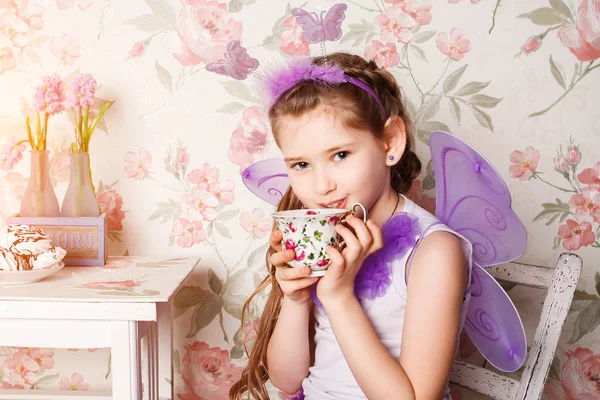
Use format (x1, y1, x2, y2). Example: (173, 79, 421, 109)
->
(345, 0, 379, 12)
(424, 57, 451, 97)
(533, 173, 578, 193)
(489, 0, 502, 34)
(405, 45, 425, 96)
(148, 173, 186, 192)
(226, 239, 254, 280)
(530, 60, 599, 117)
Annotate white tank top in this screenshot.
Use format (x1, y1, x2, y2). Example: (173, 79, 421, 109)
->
(302, 195, 473, 399)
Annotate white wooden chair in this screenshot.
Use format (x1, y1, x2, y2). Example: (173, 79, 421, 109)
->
(449, 252, 583, 400)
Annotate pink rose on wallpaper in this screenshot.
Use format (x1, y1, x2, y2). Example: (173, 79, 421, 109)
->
(124, 148, 152, 180)
(557, 219, 595, 250)
(28, 348, 55, 369)
(436, 29, 471, 60)
(0, 381, 25, 389)
(187, 163, 220, 188)
(0, 11, 28, 47)
(3, 349, 40, 385)
(50, 148, 70, 186)
(0, 47, 17, 74)
(447, 0, 480, 3)
(557, 0, 600, 62)
(56, 0, 95, 10)
(544, 347, 600, 399)
(183, 186, 219, 222)
(403, 0, 432, 26)
(178, 341, 243, 400)
(509, 147, 540, 181)
(365, 40, 400, 68)
(81, 280, 138, 289)
(96, 185, 125, 231)
(0, 135, 26, 171)
(229, 106, 270, 170)
(240, 208, 272, 238)
(375, 5, 414, 43)
(162, 0, 242, 66)
(568, 187, 600, 222)
(172, 218, 206, 248)
(578, 161, 600, 187)
(406, 179, 435, 214)
(59, 373, 91, 391)
(278, 14, 310, 56)
(208, 179, 235, 205)
(50, 34, 82, 65)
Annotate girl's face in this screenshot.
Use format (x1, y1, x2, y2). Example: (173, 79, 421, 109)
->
(276, 105, 393, 217)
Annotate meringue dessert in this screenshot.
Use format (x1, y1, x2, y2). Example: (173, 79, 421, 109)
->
(0, 224, 66, 271)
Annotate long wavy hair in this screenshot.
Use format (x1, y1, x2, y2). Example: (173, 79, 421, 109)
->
(229, 53, 422, 400)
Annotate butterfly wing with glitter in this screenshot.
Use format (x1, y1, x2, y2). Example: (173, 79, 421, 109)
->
(429, 130, 528, 372)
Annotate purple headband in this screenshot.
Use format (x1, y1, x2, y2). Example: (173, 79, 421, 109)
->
(261, 58, 387, 119)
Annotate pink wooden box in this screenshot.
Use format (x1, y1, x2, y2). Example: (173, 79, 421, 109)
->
(7, 213, 108, 266)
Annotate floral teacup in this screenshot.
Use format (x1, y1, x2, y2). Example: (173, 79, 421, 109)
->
(272, 203, 367, 277)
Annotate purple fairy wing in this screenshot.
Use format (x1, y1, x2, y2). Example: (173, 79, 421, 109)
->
(429, 130, 527, 372)
(241, 158, 290, 206)
(291, 8, 326, 44)
(464, 263, 527, 372)
(322, 3, 347, 42)
(206, 40, 259, 80)
(429, 131, 527, 266)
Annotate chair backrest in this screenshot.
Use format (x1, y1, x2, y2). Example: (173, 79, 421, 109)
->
(449, 252, 583, 400)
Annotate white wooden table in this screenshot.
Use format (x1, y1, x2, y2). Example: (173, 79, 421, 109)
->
(0, 256, 199, 400)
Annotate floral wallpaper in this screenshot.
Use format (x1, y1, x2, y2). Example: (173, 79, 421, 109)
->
(0, 0, 599, 399)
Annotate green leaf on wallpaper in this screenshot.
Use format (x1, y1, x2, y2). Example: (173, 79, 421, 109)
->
(449, 98, 461, 124)
(230, 345, 244, 359)
(217, 102, 246, 114)
(186, 293, 224, 337)
(549, 0, 574, 22)
(412, 30, 436, 44)
(533, 199, 570, 225)
(409, 44, 427, 62)
(223, 268, 246, 294)
(222, 81, 261, 103)
(25, 49, 41, 65)
(467, 94, 502, 108)
(224, 295, 246, 319)
(341, 19, 377, 47)
(214, 221, 232, 239)
(208, 268, 224, 295)
(26, 36, 48, 48)
(33, 373, 59, 388)
(595, 272, 600, 296)
(173, 349, 181, 373)
(549, 55, 567, 90)
(455, 81, 490, 96)
(472, 107, 494, 132)
(416, 92, 443, 124)
(0, 363, 3, 381)
(168, 234, 175, 247)
(229, 0, 242, 13)
(144, 0, 177, 28)
(569, 300, 600, 344)
(149, 198, 181, 223)
(218, 209, 240, 221)
(443, 65, 467, 94)
(155, 61, 173, 93)
(248, 242, 270, 267)
(174, 286, 211, 309)
(423, 121, 450, 134)
(553, 235, 562, 249)
(422, 159, 435, 190)
(124, 14, 169, 32)
(548, 353, 562, 381)
(517, 7, 569, 26)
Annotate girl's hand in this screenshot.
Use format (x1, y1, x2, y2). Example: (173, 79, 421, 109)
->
(270, 229, 318, 305)
(317, 215, 384, 305)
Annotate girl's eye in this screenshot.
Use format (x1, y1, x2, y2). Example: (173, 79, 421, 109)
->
(293, 162, 310, 170)
(333, 151, 349, 161)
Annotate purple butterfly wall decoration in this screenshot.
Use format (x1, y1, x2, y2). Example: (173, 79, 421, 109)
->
(206, 40, 260, 80)
(291, 3, 347, 44)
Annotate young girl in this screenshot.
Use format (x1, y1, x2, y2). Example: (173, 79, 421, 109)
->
(230, 53, 472, 400)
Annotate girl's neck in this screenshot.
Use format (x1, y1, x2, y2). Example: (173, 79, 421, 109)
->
(368, 187, 405, 226)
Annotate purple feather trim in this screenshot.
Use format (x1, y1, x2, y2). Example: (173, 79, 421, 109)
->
(261, 58, 345, 106)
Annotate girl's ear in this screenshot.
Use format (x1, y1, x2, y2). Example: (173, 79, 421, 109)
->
(383, 116, 407, 166)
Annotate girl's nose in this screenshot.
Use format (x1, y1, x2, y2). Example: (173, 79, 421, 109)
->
(314, 169, 336, 195)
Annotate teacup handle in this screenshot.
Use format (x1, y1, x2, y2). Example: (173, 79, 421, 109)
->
(338, 202, 368, 251)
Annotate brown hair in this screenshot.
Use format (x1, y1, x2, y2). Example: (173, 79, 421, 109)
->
(229, 53, 421, 400)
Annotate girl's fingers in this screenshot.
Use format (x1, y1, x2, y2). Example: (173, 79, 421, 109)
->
(276, 265, 312, 281)
(345, 215, 373, 253)
(270, 229, 283, 252)
(367, 220, 384, 253)
(270, 249, 295, 267)
(289, 277, 319, 292)
(325, 245, 345, 278)
(336, 222, 362, 262)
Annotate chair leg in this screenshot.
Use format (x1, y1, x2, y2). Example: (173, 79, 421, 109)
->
(157, 301, 174, 400)
(111, 320, 142, 400)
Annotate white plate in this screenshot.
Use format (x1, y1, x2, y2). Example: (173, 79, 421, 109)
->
(0, 262, 65, 285)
